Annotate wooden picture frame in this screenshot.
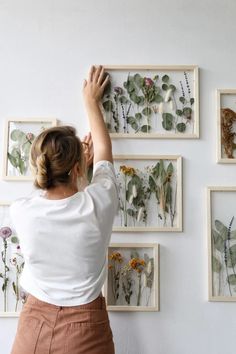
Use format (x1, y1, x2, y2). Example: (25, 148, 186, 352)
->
(2, 118, 58, 181)
(102, 65, 199, 139)
(104, 243, 159, 311)
(113, 155, 182, 232)
(207, 187, 236, 301)
(0, 202, 25, 317)
(217, 89, 236, 163)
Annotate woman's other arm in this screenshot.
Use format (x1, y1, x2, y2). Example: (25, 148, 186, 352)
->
(83, 65, 112, 164)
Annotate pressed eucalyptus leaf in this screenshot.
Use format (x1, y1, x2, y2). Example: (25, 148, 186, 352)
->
(176, 122, 186, 132)
(212, 229, 224, 252)
(162, 113, 173, 131)
(135, 113, 142, 120)
(162, 75, 169, 83)
(176, 109, 183, 116)
(227, 274, 236, 285)
(11, 236, 19, 244)
(227, 244, 236, 268)
(152, 162, 160, 179)
(162, 83, 169, 91)
(119, 95, 128, 104)
(102, 100, 113, 112)
(212, 256, 222, 273)
(167, 162, 174, 175)
(141, 125, 151, 133)
(10, 129, 25, 142)
(215, 220, 228, 240)
(169, 84, 176, 92)
(142, 107, 152, 116)
(179, 96, 186, 104)
(190, 98, 195, 105)
(154, 94, 163, 103)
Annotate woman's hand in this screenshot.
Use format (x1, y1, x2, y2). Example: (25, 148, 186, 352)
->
(83, 65, 109, 104)
(82, 132, 94, 167)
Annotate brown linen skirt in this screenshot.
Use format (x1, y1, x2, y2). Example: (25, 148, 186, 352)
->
(11, 294, 115, 354)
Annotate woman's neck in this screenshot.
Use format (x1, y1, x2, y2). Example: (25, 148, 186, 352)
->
(44, 185, 79, 200)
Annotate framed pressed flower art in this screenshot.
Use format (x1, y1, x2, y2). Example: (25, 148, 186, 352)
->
(2, 118, 58, 181)
(207, 187, 236, 301)
(113, 155, 182, 232)
(102, 65, 199, 138)
(0, 202, 25, 317)
(217, 89, 236, 163)
(104, 243, 159, 311)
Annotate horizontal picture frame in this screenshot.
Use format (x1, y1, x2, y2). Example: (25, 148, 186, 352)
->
(113, 155, 182, 232)
(207, 187, 236, 301)
(104, 243, 159, 312)
(0, 202, 25, 317)
(217, 89, 236, 163)
(102, 65, 199, 139)
(2, 118, 58, 181)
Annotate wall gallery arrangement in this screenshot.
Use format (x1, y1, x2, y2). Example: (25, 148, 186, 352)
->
(1, 65, 236, 314)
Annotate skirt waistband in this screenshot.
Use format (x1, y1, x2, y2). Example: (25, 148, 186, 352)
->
(25, 294, 106, 310)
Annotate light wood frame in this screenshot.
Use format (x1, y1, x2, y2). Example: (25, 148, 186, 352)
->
(104, 243, 159, 312)
(113, 155, 183, 232)
(103, 65, 199, 139)
(217, 89, 236, 163)
(207, 186, 236, 301)
(2, 118, 58, 181)
(0, 201, 23, 317)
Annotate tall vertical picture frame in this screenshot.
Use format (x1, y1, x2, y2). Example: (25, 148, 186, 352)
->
(104, 243, 159, 312)
(0, 202, 25, 317)
(2, 118, 58, 181)
(113, 155, 182, 232)
(207, 187, 236, 301)
(102, 65, 199, 139)
(217, 89, 236, 163)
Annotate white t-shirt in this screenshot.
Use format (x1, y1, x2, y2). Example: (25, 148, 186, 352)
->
(10, 160, 119, 306)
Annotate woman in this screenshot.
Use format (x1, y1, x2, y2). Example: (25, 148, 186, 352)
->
(10, 66, 118, 354)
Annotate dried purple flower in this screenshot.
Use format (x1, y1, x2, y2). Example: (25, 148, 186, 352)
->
(114, 86, 123, 95)
(144, 78, 154, 87)
(17, 245, 21, 250)
(0, 227, 12, 240)
(26, 132, 34, 141)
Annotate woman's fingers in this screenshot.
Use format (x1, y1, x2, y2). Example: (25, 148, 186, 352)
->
(88, 66, 95, 82)
(97, 67, 105, 85)
(93, 65, 102, 82)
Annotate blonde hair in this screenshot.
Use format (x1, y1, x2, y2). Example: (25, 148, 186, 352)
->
(30, 126, 86, 190)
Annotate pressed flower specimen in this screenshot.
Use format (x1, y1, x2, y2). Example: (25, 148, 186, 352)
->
(108, 251, 123, 304)
(114, 157, 181, 230)
(7, 129, 35, 175)
(102, 67, 198, 137)
(211, 218, 236, 297)
(107, 245, 158, 310)
(0, 227, 12, 312)
(0, 204, 25, 313)
(10, 237, 24, 312)
(4, 119, 57, 178)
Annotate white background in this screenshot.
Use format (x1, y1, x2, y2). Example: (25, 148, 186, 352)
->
(0, 0, 236, 353)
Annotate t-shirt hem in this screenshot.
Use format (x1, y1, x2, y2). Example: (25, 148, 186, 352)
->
(22, 285, 103, 307)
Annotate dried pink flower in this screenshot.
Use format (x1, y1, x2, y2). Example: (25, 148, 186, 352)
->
(144, 78, 154, 87)
(0, 227, 12, 240)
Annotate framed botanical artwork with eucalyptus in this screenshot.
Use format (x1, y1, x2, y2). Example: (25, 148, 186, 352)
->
(113, 155, 182, 232)
(217, 89, 236, 163)
(104, 243, 159, 311)
(102, 65, 199, 138)
(0, 202, 25, 317)
(207, 187, 236, 301)
(2, 118, 57, 181)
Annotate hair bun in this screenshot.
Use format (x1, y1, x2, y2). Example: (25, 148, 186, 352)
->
(36, 153, 49, 189)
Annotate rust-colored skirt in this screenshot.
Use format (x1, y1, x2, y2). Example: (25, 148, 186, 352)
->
(11, 294, 115, 354)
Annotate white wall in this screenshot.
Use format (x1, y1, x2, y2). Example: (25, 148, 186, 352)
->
(0, 0, 236, 353)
